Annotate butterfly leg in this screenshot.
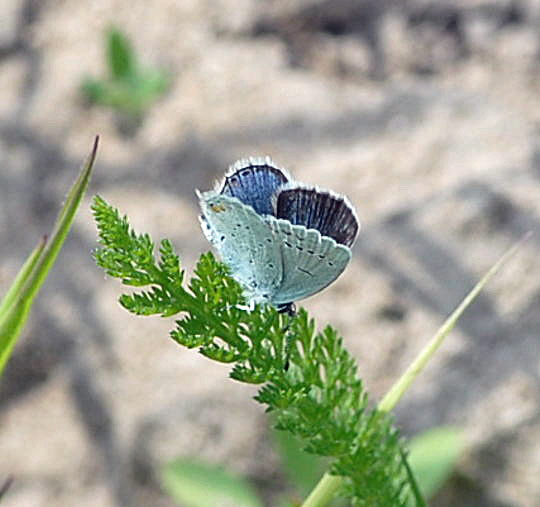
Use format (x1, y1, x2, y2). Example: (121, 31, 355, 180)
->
(277, 302, 296, 316)
(276, 302, 297, 370)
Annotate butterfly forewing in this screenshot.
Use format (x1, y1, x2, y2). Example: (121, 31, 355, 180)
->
(198, 192, 283, 302)
(218, 158, 290, 216)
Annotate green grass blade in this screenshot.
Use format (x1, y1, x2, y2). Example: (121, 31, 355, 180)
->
(301, 236, 528, 507)
(0, 235, 47, 318)
(0, 136, 99, 374)
(22, 136, 99, 301)
(378, 235, 530, 413)
(0, 237, 47, 369)
(0, 297, 33, 371)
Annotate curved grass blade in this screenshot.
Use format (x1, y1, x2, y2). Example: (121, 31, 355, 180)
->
(0, 136, 99, 374)
(302, 234, 529, 507)
(378, 233, 531, 413)
(0, 235, 47, 318)
(0, 236, 47, 368)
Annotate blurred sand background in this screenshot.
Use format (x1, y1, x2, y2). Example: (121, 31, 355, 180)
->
(1, 0, 540, 505)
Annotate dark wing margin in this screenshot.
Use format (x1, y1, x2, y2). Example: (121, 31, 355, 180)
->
(218, 158, 290, 216)
(274, 186, 359, 247)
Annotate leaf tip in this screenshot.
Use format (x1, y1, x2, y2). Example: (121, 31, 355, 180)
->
(91, 135, 100, 159)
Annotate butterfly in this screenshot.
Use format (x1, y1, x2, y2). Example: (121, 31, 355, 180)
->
(197, 157, 359, 314)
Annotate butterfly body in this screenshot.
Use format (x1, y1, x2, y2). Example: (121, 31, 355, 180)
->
(198, 158, 359, 308)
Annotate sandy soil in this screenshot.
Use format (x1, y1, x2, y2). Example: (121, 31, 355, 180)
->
(1, 1, 540, 505)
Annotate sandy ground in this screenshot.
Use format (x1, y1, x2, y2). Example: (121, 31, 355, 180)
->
(1, 1, 540, 505)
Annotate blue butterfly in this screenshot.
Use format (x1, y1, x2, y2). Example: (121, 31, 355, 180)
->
(198, 157, 359, 313)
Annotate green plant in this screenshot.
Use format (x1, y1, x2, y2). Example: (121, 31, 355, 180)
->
(0, 137, 99, 375)
(407, 426, 463, 502)
(159, 424, 461, 507)
(92, 194, 523, 506)
(82, 27, 169, 127)
(160, 419, 333, 507)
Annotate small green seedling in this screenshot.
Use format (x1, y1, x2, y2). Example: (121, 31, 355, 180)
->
(82, 27, 169, 131)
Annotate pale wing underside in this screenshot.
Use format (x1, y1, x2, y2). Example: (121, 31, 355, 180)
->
(266, 217, 351, 305)
(198, 192, 283, 301)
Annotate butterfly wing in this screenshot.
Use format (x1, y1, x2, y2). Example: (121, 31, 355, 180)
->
(217, 157, 290, 216)
(198, 191, 283, 303)
(265, 217, 351, 305)
(200, 159, 359, 307)
(274, 185, 359, 247)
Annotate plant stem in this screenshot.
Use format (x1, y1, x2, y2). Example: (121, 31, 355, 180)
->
(300, 235, 528, 507)
(302, 473, 342, 507)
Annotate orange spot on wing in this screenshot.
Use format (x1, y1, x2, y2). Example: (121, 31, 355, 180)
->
(211, 203, 227, 213)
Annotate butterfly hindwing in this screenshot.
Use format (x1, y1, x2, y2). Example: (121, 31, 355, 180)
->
(265, 217, 351, 305)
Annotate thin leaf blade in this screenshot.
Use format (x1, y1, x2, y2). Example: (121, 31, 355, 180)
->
(0, 235, 47, 318)
(378, 235, 530, 413)
(0, 137, 99, 374)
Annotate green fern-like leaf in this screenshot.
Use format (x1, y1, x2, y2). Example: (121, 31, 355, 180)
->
(92, 195, 413, 506)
